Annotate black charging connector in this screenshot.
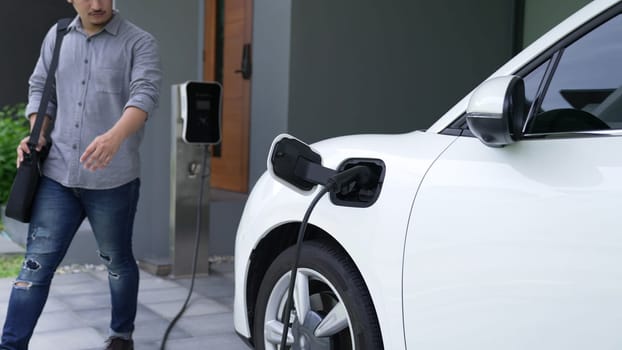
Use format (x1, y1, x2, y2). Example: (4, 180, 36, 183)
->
(330, 159, 385, 208)
(326, 165, 372, 194)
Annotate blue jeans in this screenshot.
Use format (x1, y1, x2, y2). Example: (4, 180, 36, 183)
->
(1, 176, 140, 350)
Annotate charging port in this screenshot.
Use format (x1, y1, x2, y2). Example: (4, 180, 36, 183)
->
(330, 158, 385, 208)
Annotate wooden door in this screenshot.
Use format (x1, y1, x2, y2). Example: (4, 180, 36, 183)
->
(204, 0, 252, 193)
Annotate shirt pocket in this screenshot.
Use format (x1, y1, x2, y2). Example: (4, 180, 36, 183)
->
(95, 68, 124, 94)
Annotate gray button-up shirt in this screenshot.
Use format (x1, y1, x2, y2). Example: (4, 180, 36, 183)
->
(26, 12, 162, 189)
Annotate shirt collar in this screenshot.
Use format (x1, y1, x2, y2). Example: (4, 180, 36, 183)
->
(68, 10, 121, 36)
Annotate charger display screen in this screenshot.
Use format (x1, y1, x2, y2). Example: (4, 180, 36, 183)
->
(195, 100, 211, 111)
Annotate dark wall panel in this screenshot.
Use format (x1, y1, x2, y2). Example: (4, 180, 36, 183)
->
(0, 2, 75, 107)
(288, 0, 515, 142)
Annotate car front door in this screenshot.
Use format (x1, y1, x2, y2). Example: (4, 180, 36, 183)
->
(403, 8, 622, 350)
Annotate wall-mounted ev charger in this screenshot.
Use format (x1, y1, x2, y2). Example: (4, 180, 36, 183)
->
(179, 81, 223, 145)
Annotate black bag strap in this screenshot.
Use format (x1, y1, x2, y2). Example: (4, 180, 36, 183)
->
(28, 18, 73, 151)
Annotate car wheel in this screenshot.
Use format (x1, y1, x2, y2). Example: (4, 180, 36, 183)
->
(253, 241, 383, 350)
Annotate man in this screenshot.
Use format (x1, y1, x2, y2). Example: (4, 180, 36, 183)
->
(1, 0, 161, 349)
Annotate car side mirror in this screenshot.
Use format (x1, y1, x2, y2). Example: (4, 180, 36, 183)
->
(466, 75, 526, 147)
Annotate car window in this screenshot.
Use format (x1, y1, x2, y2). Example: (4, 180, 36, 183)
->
(525, 13, 622, 134)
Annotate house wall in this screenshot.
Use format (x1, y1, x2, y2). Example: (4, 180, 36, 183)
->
(0, 2, 75, 107)
(249, 0, 516, 187)
(523, 0, 591, 47)
(115, 0, 204, 263)
(287, 0, 515, 144)
(248, 0, 293, 188)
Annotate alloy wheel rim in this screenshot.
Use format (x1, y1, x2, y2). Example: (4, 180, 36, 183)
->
(263, 268, 354, 350)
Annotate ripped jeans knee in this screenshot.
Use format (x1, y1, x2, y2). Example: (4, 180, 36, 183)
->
(11, 259, 42, 290)
(13, 254, 57, 291)
(13, 280, 33, 290)
(97, 250, 137, 281)
(23, 258, 41, 271)
(98, 250, 112, 264)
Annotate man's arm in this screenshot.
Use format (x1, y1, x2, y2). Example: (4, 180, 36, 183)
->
(125, 32, 162, 119)
(79, 107, 147, 171)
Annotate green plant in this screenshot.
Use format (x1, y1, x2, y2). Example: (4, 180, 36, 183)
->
(0, 103, 29, 204)
(0, 255, 23, 278)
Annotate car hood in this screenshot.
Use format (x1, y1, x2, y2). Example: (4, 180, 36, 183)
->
(298, 130, 426, 169)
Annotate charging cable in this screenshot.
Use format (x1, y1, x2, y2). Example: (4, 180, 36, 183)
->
(278, 165, 373, 349)
(160, 144, 210, 350)
(279, 186, 330, 349)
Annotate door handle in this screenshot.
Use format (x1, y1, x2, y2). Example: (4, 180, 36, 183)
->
(234, 43, 252, 80)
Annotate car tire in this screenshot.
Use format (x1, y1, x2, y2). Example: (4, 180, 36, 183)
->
(253, 240, 383, 350)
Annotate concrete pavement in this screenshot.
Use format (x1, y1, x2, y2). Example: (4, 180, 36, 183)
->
(0, 261, 249, 349)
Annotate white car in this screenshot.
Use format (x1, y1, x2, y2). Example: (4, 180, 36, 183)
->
(234, 0, 622, 348)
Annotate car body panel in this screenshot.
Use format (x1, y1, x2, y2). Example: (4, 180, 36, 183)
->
(234, 131, 458, 349)
(404, 135, 622, 348)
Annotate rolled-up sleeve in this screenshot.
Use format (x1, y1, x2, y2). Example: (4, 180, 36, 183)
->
(124, 33, 162, 118)
(25, 25, 58, 119)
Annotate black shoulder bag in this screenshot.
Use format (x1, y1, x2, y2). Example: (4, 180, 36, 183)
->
(5, 18, 72, 223)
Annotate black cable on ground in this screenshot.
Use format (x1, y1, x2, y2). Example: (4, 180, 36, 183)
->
(160, 145, 210, 350)
(279, 186, 330, 349)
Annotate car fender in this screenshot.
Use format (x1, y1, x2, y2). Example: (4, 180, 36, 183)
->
(234, 130, 458, 348)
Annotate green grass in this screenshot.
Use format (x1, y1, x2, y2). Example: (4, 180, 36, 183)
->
(0, 255, 23, 278)
(0, 218, 24, 278)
